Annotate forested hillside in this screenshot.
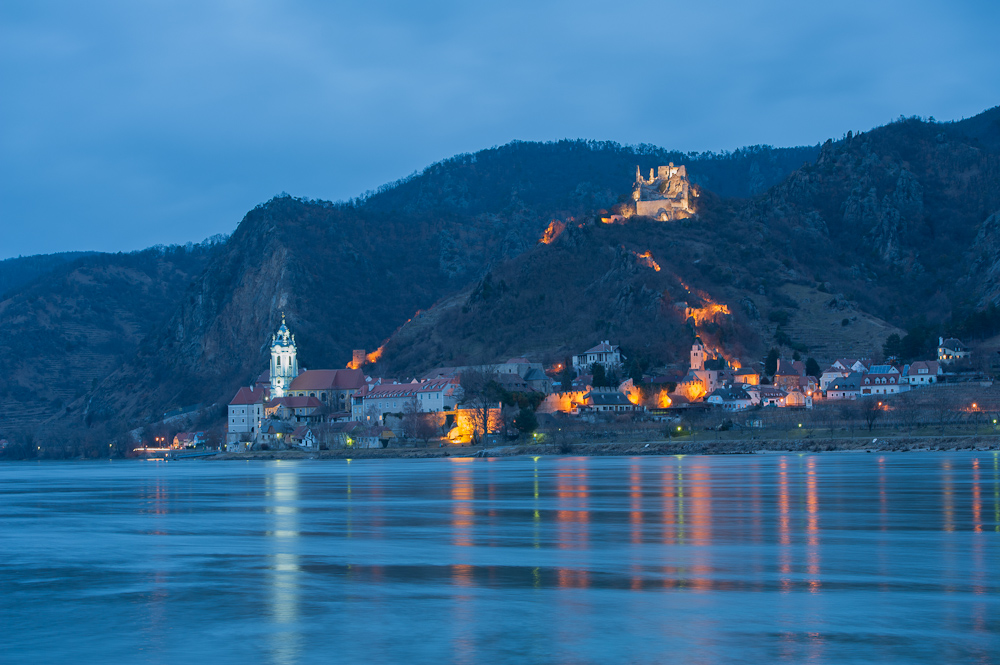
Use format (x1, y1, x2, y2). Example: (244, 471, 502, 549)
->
(6, 106, 1000, 454)
(0, 243, 221, 440)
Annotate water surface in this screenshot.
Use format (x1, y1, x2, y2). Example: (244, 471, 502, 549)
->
(2, 453, 997, 663)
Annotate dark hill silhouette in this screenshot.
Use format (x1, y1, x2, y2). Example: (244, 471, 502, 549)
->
(4, 108, 1000, 454)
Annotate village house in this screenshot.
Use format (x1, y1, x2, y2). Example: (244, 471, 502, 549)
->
(826, 374, 862, 400)
(937, 337, 970, 364)
(783, 389, 813, 409)
(744, 384, 787, 407)
(266, 395, 323, 423)
(734, 368, 760, 385)
(227, 386, 265, 444)
(172, 431, 205, 448)
(860, 365, 908, 396)
(706, 386, 753, 411)
(327, 421, 364, 448)
(773, 359, 807, 392)
(820, 359, 871, 390)
(289, 426, 316, 449)
(581, 389, 636, 413)
(351, 378, 461, 424)
(907, 360, 942, 386)
(257, 419, 293, 445)
(572, 341, 625, 374)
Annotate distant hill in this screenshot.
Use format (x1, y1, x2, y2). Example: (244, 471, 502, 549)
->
(0, 244, 220, 444)
(4, 108, 1000, 454)
(0, 251, 101, 299)
(378, 108, 1000, 373)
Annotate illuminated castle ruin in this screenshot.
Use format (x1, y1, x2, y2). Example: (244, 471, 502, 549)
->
(632, 163, 696, 221)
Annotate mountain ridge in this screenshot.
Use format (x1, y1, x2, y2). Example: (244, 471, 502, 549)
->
(4, 107, 1000, 453)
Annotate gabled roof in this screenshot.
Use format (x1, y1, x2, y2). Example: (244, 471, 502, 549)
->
(908, 360, 940, 375)
(775, 359, 804, 377)
(230, 386, 263, 406)
(585, 392, 633, 406)
(582, 341, 618, 354)
(868, 365, 899, 375)
(708, 387, 751, 401)
(289, 369, 365, 391)
(421, 367, 460, 380)
(523, 368, 550, 382)
(270, 395, 322, 409)
(940, 338, 968, 351)
(748, 385, 787, 397)
(828, 372, 862, 390)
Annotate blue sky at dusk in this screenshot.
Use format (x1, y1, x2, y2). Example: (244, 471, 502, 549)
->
(2, 0, 998, 258)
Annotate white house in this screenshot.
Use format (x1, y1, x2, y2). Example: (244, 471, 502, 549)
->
(352, 379, 461, 424)
(907, 360, 942, 386)
(573, 341, 624, 373)
(744, 385, 786, 407)
(706, 386, 753, 411)
(860, 366, 908, 396)
(826, 374, 862, 400)
(937, 338, 970, 365)
(227, 386, 264, 444)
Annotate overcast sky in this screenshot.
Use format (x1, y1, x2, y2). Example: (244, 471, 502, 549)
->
(2, 0, 998, 259)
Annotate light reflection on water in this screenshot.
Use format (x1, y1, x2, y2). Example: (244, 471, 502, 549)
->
(1, 452, 999, 664)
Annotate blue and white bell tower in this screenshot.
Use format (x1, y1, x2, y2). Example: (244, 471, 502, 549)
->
(269, 314, 299, 397)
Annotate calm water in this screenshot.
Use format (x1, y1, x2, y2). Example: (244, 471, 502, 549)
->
(1, 453, 998, 664)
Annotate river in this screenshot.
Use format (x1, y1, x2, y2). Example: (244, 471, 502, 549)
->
(1, 453, 997, 664)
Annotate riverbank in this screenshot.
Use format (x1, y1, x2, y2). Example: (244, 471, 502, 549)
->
(203, 434, 1000, 460)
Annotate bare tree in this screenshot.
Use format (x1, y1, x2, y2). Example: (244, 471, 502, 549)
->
(402, 397, 420, 441)
(414, 412, 442, 444)
(838, 401, 858, 436)
(860, 397, 883, 432)
(364, 403, 382, 428)
(459, 366, 503, 446)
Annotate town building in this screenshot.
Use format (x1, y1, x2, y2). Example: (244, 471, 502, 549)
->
(744, 385, 787, 407)
(266, 395, 323, 423)
(907, 360, 942, 386)
(826, 374, 862, 400)
(573, 341, 625, 374)
(227, 386, 265, 443)
(937, 337, 970, 364)
(860, 365, 908, 396)
(351, 378, 462, 424)
(582, 391, 636, 413)
(706, 386, 753, 411)
(287, 368, 366, 414)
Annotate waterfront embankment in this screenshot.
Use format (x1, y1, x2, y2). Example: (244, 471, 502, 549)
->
(204, 435, 1000, 460)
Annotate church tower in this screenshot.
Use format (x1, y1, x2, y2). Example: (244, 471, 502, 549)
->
(269, 314, 299, 397)
(690, 336, 705, 371)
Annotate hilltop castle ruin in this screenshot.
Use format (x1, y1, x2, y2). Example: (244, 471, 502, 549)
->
(632, 163, 696, 220)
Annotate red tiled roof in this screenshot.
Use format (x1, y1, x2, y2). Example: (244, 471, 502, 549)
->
(289, 369, 365, 391)
(360, 381, 453, 399)
(270, 396, 322, 409)
(230, 386, 263, 405)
